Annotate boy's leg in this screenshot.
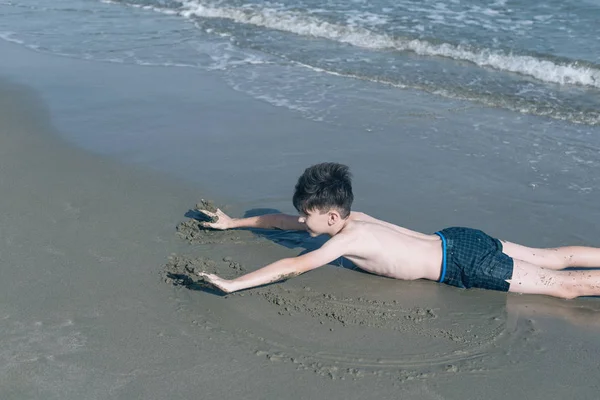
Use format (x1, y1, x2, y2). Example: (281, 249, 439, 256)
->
(508, 259, 600, 299)
(502, 241, 600, 270)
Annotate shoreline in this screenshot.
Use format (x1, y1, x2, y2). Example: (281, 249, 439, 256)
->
(2, 41, 600, 399)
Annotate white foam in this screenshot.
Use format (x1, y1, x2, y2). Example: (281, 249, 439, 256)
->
(169, 0, 600, 89)
(0, 31, 24, 45)
(206, 45, 275, 71)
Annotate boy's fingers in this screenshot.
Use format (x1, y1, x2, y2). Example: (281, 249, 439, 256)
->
(199, 222, 219, 229)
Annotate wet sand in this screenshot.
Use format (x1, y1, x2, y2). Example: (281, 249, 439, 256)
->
(2, 41, 600, 399)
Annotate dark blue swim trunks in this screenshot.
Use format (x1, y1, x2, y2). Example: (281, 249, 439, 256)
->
(434, 227, 514, 292)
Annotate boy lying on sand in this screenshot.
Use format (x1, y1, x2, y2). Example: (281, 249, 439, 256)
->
(198, 162, 600, 299)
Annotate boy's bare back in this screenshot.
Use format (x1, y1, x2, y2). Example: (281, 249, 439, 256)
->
(326, 212, 443, 281)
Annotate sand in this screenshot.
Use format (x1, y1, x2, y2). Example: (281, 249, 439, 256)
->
(2, 40, 600, 399)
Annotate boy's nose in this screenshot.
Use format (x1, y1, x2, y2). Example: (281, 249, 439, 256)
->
(298, 217, 305, 224)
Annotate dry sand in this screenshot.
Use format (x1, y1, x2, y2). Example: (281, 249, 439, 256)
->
(2, 50, 600, 399)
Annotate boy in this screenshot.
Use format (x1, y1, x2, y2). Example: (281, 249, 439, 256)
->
(198, 162, 600, 299)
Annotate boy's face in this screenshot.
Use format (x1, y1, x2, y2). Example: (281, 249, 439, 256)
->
(298, 209, 331, 237)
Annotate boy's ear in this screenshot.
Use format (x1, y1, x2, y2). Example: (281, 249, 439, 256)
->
(328, 210, 341, 225)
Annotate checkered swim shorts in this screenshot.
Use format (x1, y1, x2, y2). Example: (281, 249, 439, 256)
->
(435, 227, 514, 292)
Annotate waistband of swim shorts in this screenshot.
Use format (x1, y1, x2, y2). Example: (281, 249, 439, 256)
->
(434, 231, 447, 283)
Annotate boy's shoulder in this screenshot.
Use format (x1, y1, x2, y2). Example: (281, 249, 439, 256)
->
(334, 217, 373, 238)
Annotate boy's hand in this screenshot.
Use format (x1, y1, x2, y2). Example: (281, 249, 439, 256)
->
(198, 272, 235, 293)
(198, 208, 234, 230)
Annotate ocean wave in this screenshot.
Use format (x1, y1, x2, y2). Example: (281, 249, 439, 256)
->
(295, 61, 600, 126)
(171, 0, 600, 89)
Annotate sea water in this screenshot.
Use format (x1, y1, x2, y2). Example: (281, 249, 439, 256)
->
(2, 0, 599, 124)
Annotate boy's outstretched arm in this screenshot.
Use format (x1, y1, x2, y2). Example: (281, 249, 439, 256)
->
(198, 236, 347, 293)
(198, 208, 306, 231)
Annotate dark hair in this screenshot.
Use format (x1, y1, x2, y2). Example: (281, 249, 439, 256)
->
(293, 162, 353, 218)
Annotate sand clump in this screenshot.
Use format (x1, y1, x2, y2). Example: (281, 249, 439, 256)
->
(162, 254, 246, 288)
(196, 199, 218, 219)
(176, 219, 244, 244)
(175, 200, 252, 244)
